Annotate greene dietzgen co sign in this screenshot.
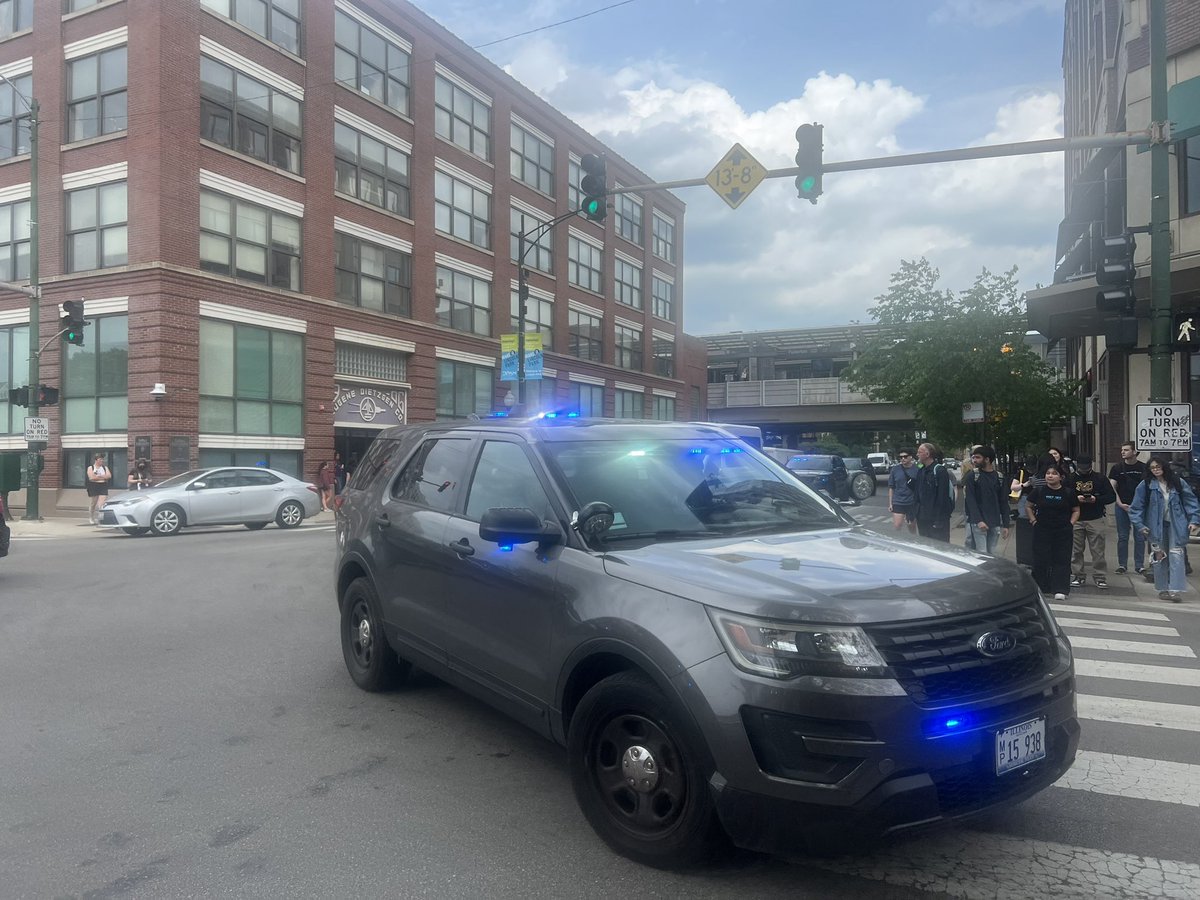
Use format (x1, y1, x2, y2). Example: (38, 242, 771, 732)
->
(333, 386, 407, 428)
(1135, 403, 1192, 453)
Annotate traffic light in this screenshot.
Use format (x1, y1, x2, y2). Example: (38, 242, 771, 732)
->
(61, 300, 85, 346)
(36, 385, 59, 406)
(1094, 233, 1136, 313)
(794, 123, 823, 204)
(578, 153, 607, 223)
(7, 386, 29, 407)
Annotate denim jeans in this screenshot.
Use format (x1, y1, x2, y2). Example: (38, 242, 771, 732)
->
(1114, 505, 1145, 570)
(968, 523, 1002, 555)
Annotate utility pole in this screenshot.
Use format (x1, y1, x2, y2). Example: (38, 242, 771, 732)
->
(515, 209, 580, 407)
(1147, 0, 1172, 402)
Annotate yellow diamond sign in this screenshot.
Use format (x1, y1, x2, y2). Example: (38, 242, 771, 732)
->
(705, 143, 767, 209)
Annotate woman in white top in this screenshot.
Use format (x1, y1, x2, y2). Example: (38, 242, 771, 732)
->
(86, 454, 111, 524)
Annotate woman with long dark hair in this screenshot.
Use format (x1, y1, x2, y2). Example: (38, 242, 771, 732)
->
(1026, 464, 1078, 599)
(1128, 456, 1200, 601)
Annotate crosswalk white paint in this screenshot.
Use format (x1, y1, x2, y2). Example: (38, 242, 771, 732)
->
(1055, 750, 1200, 807)
(1057, 617, 1180, 637)
(1074, 658, 1200, 686)
(1077, 694, 1200, 732)
(1051, 603, 1170, 622)
(1067, 635, 1196, 658)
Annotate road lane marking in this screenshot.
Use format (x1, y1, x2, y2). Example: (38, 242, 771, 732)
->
(1068, 636, 1195, 658)
(1058, 617, 1179, 637)
(1055, 750, 1200, 807)
(1074, 659, 1200, 686)
(1077, 695, 1200, 732)
(1051, 603, 1170, 622)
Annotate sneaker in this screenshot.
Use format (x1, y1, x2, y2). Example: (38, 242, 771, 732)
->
(1053, 593, 1067, 600)
(1136, 567, 1147, 576)
(1094, 576, 1108, 589)
(1114, 566, 1127, 574)
(1160, 591, 1182, 602)
(1069, 575, 1086, 587)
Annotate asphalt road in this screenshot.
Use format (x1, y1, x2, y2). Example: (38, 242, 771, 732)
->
(1, 516, 1197, 898)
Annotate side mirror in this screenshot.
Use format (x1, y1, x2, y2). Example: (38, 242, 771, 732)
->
(189, 481, 206, 490)
(479, 507, 562, 546)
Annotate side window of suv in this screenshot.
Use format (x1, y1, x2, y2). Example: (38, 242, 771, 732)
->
(391, 438, 471, 512)
(465, 441, 553, 522)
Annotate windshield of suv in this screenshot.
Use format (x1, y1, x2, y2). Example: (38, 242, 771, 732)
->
(543, 438, 844, 542)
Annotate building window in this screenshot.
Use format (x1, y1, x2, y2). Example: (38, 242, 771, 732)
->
(66, 0, 102, 10)
(652, 335, 675, 378)
(63, 449, 127, 490)
(0, 198, 30, 282)
(201, 0, 301, 55)
(615, 324, 642, 370)
(200, 190, 301, 290)
(1182, 136, 1200, 217)
(436, 266, 491, 336)
(651, 275, 674, 321)
(197, 448, 301, 477)
(67, 47, 127, 142)
(0, 323, 28, 434)
(529, 375, 558, 411)
(652, 212, 675, 263)
(568, 309, 603, 362)
(691, 386, 702, 419)
(615, 193, 643, 245)
(437, 360, 493, 420)
(511, 290, 552, 349)
(615, 258, 643, 310)
(651, 395, 675, 421)
(336, 343, 407, 382)
(568, 236, 602, 294)
(66, 182, 127, 272)
(567, 157, 580, 213)
(510, 207, 552, 274)
(0, 0, 30, 38)
(570, 382, 603, 417)
(334, 233, 411, 317)
(434, 172, 490, 248)
(510, 123, 554, 196)
(614, 388, 643, 419)
(199, 319, 303, 436)
(0, 72, 31, 159)
(200, 57, 301, 174)
(434, 73, 489, 160)
(63, 314, 128, 433)
(334, 10, 410, 115)
(334, 121, 410, 217)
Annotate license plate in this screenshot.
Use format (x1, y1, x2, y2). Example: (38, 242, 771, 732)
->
(995, 717, 1046, 775)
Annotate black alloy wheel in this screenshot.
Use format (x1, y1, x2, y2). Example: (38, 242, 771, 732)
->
(568, 671, 725, 868)
(340, 577, 410, 692)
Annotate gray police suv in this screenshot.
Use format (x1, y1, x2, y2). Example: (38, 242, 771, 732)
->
(335, 418, 1077, 868)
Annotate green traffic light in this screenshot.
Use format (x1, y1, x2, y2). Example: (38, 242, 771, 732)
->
(585, 199, 601, 215)
(799, 176, 816, 192)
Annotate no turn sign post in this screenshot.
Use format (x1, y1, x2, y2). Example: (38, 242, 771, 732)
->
(1135, 403, 1192, 452)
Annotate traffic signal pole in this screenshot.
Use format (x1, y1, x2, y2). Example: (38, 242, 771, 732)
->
(25, 97, 39, 520)
(1148, 0, 1172, 403)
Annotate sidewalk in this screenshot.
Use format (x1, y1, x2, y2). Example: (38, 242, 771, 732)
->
(3, 509, 337, 538)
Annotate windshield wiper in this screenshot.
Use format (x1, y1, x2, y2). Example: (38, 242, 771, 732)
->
(601, 529, 716, 544)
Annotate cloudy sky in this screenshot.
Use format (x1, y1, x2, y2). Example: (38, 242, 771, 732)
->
(425, 0, 1067, 335)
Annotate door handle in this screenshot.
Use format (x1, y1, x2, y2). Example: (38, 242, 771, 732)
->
(449, 538, 475, 557)
(375, 514, 391, 529)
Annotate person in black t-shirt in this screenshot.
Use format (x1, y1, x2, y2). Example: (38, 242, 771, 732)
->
(1068, 454, 1115, 589)
(1107, 441, 1148, 574)
(1027, 465, 1079, 599)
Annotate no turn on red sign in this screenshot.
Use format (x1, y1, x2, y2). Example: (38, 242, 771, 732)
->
(1135, 403, 1192, 452)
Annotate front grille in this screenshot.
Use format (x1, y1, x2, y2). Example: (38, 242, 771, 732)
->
(865, 599, 1057, 705)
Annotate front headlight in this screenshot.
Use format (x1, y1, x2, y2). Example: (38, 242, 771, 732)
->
(707, 609, 887, 679)
(123, 495, 152, 506)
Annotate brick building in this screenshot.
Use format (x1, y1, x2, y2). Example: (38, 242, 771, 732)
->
(1026, 0, 1200, 470)
(0, 0, 707, 515)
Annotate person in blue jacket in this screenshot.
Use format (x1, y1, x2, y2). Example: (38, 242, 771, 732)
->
(1128, 455, 1200, 602)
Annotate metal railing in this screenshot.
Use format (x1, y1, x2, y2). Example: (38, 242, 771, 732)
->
(707, 377, 881, 409)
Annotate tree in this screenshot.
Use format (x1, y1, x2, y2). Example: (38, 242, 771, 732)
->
(844, 259, 1080, 456)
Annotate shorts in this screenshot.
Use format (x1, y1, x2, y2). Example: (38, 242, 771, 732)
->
(891, 502, 916, 522)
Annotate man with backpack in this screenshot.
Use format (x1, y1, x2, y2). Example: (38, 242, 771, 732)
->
(964, 445, 1011, 554)
(1069, 453, 1116, 589)
(914, 442, 954, 541)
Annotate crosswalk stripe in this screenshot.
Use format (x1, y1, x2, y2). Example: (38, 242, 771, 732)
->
(1055, 750, 1200, 807)
(809, 830, 1200, 899)
(1068, 635, 1196, 658)
(1051, 603, 1170, 622)
(1077, 694, 1200, 732)
(1058, 617, 1180, 637)
(1074, 658, 1200, 686)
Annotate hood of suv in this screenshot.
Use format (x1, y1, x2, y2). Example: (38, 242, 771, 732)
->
(601, 527, 1032, 624)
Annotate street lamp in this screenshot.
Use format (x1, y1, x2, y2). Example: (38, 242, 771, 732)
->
(0, 73, 39, 520)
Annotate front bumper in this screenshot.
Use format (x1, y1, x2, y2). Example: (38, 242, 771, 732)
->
(96, 505, 150, 528)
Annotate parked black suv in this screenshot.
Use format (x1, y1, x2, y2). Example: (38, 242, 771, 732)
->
(335, 419, 1077, 867)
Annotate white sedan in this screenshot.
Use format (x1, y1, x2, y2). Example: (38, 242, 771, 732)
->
(97, 467, 322, 536)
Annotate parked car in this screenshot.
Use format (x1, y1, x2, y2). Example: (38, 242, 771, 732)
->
(97, 467, 321, 536)
(843, 457, 877, 500)
(335, 419, 1077, 867)
(866, 452, 894, 476)
(780, 453, 854, 503)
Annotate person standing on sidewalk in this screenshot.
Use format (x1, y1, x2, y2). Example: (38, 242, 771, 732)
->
(1068, 454, 1115, 590)
(887, 449, 918, 533)
(1027, 465, 1079, 600)
(85, 453, 111, 525)
(914, 442, 954, 542)
(964, 445, 1010, 554)
(1128, 456, 1200, 602)
(1108, 442, 1148, 576)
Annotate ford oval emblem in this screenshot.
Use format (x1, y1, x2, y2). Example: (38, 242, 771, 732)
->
(975, 630, 1019, 657)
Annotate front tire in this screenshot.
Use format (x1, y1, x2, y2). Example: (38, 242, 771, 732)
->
(276, 500, 304, 528)
(568, 671, 725, 869)
(340, 578, 410, 691)
(150, 504, 183, 536)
